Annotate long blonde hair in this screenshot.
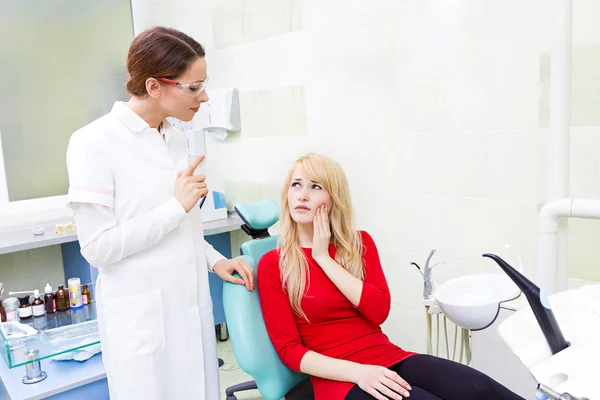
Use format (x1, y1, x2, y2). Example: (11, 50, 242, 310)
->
(278, 153, 364, 320)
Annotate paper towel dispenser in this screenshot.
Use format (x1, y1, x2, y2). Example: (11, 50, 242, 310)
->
(196, 86, 241, 140)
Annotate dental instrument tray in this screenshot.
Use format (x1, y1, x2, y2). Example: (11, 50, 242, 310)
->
(0, 286, 100, 369)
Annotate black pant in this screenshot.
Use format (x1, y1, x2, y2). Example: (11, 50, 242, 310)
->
(345, 355, 524, 400)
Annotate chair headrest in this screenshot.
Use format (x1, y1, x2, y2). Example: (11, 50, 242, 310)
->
(235, 199, 279, 231)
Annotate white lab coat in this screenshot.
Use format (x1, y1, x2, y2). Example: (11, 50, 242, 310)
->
(66, 101, 224, 400)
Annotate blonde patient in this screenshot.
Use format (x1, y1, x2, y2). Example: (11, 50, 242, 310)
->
(257, 153, 524, 400)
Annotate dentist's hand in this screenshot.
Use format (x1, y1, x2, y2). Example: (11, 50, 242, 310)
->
(213, 258, 255, 291)
(312, 205, 332, 263)
(175, 155, 208, 213)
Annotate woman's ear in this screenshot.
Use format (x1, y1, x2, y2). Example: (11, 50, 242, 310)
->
(145, 77, 161, 98)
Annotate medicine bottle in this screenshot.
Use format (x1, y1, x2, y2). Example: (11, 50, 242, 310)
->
(55, 285, 70, 312)
(82, 284, 92, 305)
(32, 290, 45, 317)
(18, 295, 33, 319)
(44, 283, 56, 314)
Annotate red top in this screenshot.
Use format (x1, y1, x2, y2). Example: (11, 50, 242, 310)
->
(257, 230, 415, 400)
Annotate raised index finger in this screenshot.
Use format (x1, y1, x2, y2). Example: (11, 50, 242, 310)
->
(184, 155, 205, 176)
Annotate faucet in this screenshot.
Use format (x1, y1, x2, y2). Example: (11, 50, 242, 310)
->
(422, 249, 436, 300)
(410, 249, 445, 300)
(410, 249, 439, 300)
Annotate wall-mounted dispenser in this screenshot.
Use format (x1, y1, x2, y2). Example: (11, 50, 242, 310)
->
(196, 86, 241, 141)
(171, 86, 241, 157)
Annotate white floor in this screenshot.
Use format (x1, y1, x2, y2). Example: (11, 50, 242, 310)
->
(218, 339, 264, 399)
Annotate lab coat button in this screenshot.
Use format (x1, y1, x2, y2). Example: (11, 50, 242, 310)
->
(188, 254, 194, 263)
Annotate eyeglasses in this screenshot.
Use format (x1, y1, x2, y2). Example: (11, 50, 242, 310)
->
(156, 77, 208, 98)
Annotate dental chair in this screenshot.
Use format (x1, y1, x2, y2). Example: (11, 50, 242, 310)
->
(222, 199, 315, 400)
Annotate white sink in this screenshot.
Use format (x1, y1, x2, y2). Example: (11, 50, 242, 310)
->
(435, 273, 521, 330)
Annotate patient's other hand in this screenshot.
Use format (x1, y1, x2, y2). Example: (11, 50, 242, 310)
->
(352, 364, 412, 400)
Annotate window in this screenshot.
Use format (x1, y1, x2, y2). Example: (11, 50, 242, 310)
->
(0, 0, 133, 218)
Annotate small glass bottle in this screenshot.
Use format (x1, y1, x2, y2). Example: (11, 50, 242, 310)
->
(32, 289, 45, 317)
(0, 301, 6, 322)
(44, 283, 56, 314)
(82, 284, 92, 305)
(55, 285, 70, 312)
(18, 295, 33, 319)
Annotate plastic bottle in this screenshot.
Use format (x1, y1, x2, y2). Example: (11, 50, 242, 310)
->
(3, 297, 19, 321)
(68, 277, 83, 309)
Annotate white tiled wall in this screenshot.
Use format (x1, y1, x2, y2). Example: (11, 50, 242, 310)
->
(212, 0, 301, 49)
(137, 0, 600, 354)
(239, 86, 307, 136)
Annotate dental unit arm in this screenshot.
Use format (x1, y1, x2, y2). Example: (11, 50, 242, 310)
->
(482, 253, 598, 400)
(482, 253, 569, 355)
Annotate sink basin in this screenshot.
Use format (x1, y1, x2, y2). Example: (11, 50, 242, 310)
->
(435, 273, 521, 330)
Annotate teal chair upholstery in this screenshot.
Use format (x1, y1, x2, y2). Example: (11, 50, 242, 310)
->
(222, 199, 312, 400)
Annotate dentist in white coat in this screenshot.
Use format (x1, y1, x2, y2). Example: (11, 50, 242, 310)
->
(66, 26, 254, 400)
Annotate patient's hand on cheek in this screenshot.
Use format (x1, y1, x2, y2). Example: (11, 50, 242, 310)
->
(312, 205, 331, 263)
